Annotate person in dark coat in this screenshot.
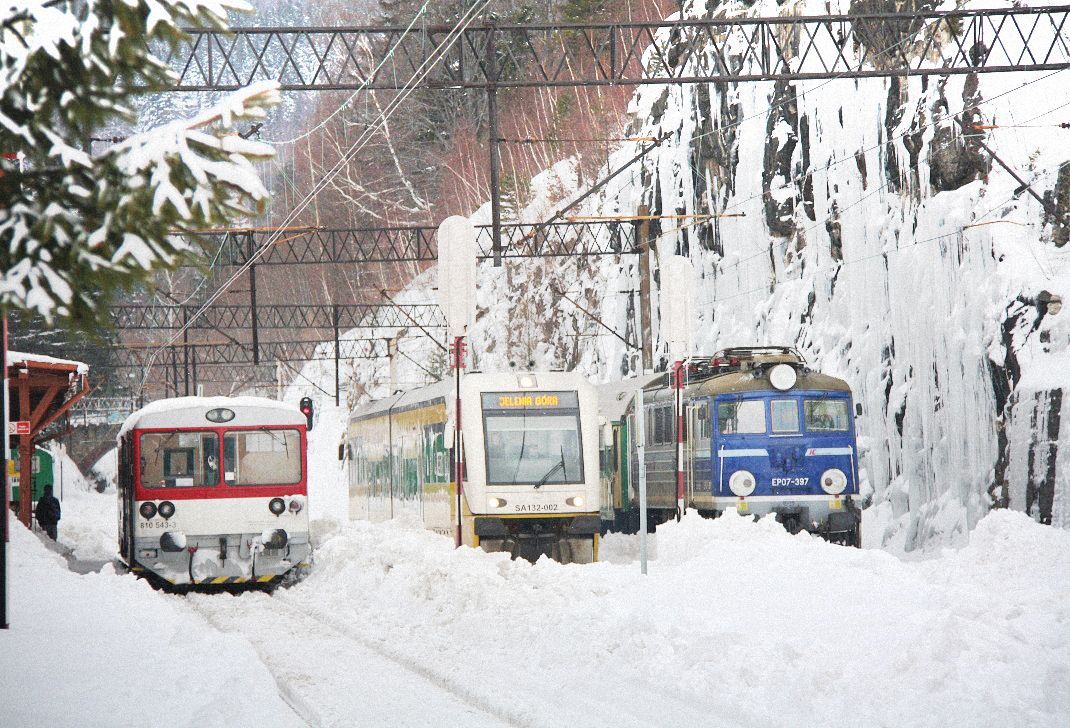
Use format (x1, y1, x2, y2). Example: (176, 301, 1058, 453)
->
(34, 485, 61, 540)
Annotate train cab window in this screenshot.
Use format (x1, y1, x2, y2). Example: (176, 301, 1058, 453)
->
(483, 412, 583, 486)
(223, 429, 302, 486)
(804, 399, 850, 431)
(770, 399, 801, 433)
(717, 400, 766, 434)
(139, 431, 219, 488)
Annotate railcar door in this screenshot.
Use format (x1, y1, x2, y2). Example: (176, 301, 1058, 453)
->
(712, 394, 771, 509)
(117, 437, 135, 564)
(643, 398, 677, 515)
(685, 398, 712, 511)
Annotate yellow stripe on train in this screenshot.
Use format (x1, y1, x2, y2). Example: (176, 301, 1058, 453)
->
(203, 575, 278, 585)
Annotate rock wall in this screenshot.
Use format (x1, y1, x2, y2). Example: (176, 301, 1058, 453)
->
(584, 0, 1070, 549)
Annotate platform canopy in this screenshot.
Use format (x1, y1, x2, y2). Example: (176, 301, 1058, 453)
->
(6, 350, 90, 526)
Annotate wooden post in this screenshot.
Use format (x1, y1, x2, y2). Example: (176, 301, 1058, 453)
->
(637, 204, 654, 372)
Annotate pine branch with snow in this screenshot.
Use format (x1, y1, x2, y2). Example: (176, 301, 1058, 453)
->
(0, 0, 279, 330)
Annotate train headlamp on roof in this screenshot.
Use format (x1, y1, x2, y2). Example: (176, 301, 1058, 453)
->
(768, 363, 798, 391)
(205, 407, 235, 423)
(517, 374, 538, 389)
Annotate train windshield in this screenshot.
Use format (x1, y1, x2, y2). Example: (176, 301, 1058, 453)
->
(804, 399, 850, 431)
(223, 429, 302, 486)
(770, 399, 800, 433)
(717, 400, 766, 434)
(481, 392, 583, 486)
(139, 431, 219, 488)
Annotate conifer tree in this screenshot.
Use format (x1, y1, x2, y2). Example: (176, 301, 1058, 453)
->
(0, 0, 279, 331)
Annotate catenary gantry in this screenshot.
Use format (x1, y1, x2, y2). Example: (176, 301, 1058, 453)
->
(165, 7, 1070, 91)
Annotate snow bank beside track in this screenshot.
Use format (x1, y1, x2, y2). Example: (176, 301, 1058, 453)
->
(0, 522, 302, 728)
(286, 511, 1070, 728)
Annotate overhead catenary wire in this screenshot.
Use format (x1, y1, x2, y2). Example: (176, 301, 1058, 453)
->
(647, 66, 1070, 276)
(135, 0, 493, 394)
(517, 18, 980, 260)
(156, 0, 490, 323)
(499, 136, 660, 144)
(262, 0, 433, 147)
(562, 16, 1067, 266)
(139, 13, 1068, 386)
(702, 160, 1065, 308)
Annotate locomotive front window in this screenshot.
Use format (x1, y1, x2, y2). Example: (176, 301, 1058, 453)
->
(139, 431, 219, 488)
(770, 399, 801, 433)
(223, 429, 302, 486)
(717, 400, 765, 434)
(804, 399, 850, 431)
(483, 413, 583, 486)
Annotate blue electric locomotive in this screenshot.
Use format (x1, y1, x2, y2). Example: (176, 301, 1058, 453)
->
(597, 347, 862, 546)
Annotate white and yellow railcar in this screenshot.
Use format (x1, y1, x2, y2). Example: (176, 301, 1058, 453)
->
(345, 371, 601, 563)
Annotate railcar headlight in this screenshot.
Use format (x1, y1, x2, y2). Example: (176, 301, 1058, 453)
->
(565, 496, 584, 507)
(288, 498, 304, 513)
(728, 470, 756, 497)
(139, 502, 157, 520)
(157, 501, 175, 519)
(820, 468, 848, 495)
(489, 497, 507, 508)
(269, 498, 286, 516)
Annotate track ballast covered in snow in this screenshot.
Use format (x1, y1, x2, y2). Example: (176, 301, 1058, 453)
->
(272, 510, 1070, 728)
(0, 520, 302, 728)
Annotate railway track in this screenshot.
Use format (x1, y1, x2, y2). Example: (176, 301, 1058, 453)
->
(186, 593, 513, 728)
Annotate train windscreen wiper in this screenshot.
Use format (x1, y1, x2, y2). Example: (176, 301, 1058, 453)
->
(534, 446, 566, 489)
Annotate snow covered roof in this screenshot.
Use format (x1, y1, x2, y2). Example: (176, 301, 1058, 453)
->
(597, 374, 662, 422)
(7, 350, 88, 374)
(119, 396, 304, 437)
(349, 380, 453, 422)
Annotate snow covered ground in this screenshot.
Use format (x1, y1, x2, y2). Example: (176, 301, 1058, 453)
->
(3, 444, 1068, 727)
(270, 510, 1070, 728)
(0, 520, 303, 728)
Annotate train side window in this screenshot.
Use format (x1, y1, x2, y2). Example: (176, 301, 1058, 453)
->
(770, 399, 801, 433)
(717, 400, 765, 434)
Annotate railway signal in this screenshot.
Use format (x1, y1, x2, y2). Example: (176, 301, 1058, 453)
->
(437, 215, 477, 548)
(299, 397, 314, 431)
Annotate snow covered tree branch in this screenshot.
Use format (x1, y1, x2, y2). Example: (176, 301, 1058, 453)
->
(0, 0, 279, 330)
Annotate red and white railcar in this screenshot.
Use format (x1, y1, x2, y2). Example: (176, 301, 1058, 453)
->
(117, 397, 312, 587)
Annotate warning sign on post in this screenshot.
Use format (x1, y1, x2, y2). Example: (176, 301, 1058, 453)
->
(8, 421, 29, 436)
